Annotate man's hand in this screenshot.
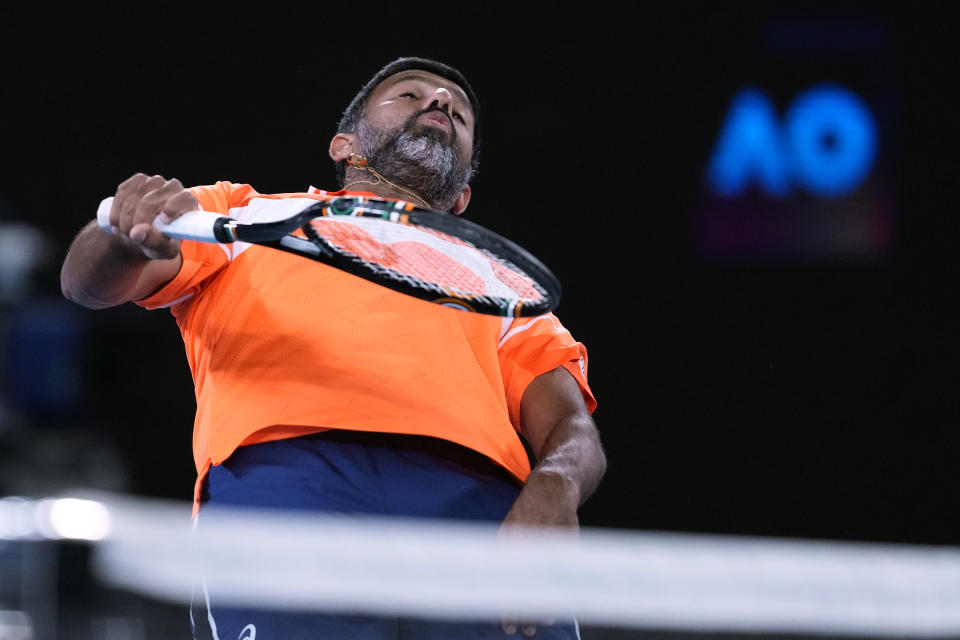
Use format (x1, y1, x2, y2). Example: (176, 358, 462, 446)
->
(498, 472, 576, 636)
(106, 173, 198, 260)
(61, 172, 196, 309)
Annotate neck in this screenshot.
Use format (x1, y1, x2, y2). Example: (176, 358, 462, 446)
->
(342, 166, 433, 209)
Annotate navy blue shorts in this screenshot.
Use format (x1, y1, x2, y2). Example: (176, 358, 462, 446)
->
(190, 430, 580, 639)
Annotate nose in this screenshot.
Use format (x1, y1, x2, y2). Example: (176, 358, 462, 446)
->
(425, 87, 454, 114)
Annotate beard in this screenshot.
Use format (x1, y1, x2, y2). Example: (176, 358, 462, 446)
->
(355, 111, 472, 212)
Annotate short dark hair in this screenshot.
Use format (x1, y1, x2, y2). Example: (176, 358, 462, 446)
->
(334, 57, 481, 186)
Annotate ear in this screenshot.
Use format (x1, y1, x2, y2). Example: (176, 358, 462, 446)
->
(451, 184, 472, 215)
(329, 133, 358, 162)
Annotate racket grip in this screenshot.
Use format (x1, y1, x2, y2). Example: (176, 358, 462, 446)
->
(96, 196, 229, 243)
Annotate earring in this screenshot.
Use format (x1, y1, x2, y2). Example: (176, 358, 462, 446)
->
(347, 153, 368, 167)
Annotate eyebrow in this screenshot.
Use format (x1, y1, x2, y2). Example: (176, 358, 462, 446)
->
(384, 73, 472, 113)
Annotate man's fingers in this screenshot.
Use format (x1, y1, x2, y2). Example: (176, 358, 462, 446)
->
(107, 173, 192, 260)
(131, 189, 170, 238)
(128, 204, 179, 257)
(500, 623, 539, 637)
(128, 222, 154, 245)
(126, 226, 181, 260)
(117, 173, 145, 189)
(131, 182, 196, 236)
(135, 179, 196, 219)
(115, 172, 149, 198)
(149, 176, 187, 202)
(141, 174, 167, 190)
(113, 195, 139, 235)
(502, 618, 555, 636)
(162, 186, 199, 220)
(111, 173, 164, 232)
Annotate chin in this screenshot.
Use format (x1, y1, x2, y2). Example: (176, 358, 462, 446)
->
(412, 123, 453, 144)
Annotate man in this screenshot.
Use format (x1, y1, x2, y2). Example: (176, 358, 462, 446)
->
(61, 57, 605, 639)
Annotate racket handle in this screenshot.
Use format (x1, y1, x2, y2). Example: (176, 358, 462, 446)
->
(96, 196, 230, 243)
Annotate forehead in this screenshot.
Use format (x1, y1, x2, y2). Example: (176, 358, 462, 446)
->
(372, 70, 472, 110)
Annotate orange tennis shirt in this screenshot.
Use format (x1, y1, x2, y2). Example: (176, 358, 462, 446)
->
(135, 182, 597, 509)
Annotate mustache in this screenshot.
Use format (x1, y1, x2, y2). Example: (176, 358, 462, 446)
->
(404, 105, 457, 145)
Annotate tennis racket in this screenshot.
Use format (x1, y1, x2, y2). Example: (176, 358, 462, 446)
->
(96, 195, 561, 317)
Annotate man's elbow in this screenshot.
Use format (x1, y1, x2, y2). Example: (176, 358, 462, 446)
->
(60, 271, 116, 310)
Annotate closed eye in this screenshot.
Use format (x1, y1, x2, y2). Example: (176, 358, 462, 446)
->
(399, 91, 465, 124)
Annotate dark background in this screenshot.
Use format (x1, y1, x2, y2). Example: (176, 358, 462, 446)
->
(1, 3, 957, 552)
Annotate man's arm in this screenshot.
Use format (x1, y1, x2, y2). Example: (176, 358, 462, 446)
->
(61, 220, 182, 308)
(502, 365, 606, 530)
(61, 174, 197, 309)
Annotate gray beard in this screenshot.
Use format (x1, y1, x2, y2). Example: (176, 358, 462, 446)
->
(355, 117, 472, 212)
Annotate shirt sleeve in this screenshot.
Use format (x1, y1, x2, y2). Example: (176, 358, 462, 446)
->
(134, 181, 259, 311)
(498, 313, 597, 433)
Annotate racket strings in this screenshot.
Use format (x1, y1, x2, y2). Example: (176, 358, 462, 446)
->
(305, 217, 547, 303)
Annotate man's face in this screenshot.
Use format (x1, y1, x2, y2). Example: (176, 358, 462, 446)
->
(362, 70, 475, 168)
(352, 70, 476, 211)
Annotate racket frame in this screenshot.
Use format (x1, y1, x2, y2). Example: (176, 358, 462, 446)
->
(97, 195, 562, 317)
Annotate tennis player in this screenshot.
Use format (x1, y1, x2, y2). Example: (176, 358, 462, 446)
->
(61, 57, 606, 639)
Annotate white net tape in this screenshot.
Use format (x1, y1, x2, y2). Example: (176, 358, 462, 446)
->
(3, 491, 960, 638)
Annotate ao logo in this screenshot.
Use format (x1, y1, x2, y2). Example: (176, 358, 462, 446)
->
(706, 85, 878, 198)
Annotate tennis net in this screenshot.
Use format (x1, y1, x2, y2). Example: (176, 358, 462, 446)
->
(2, 491, 959, 639)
